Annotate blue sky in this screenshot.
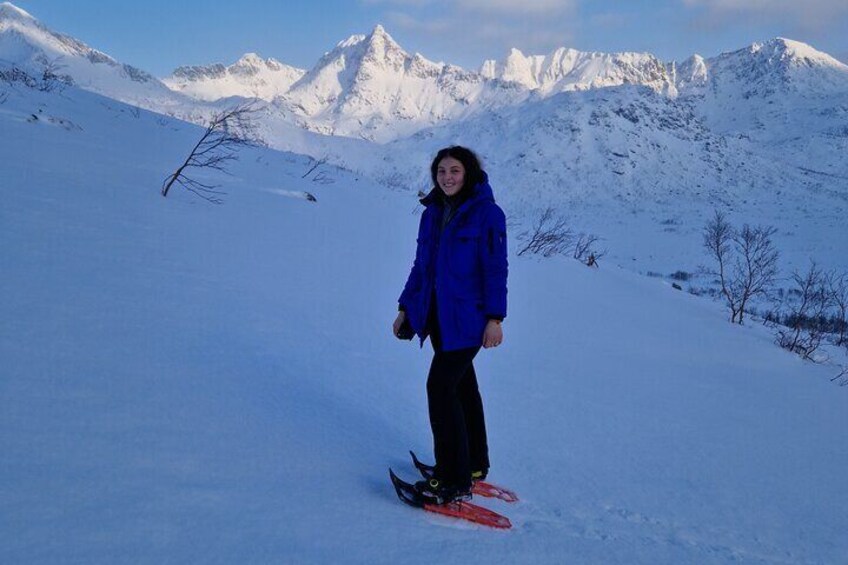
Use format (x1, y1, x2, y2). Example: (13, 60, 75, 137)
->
(13, 0, 848, 75)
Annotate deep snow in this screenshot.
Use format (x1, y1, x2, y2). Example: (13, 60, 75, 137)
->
(1, 83, 847, 564)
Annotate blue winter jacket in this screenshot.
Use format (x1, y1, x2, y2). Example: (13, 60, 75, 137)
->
(399, 173, 508, 351)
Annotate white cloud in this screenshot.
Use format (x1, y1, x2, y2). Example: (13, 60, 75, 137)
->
(365, 0, 574, 15)
(361, 0, 434, 5)
(455, 0, 576, 15)
(368, 0, 578, 67)
(682, 0, 848, 33)
(384, 10, 577, 66)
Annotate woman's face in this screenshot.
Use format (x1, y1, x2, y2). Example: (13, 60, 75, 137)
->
(436, 157, 465, 197)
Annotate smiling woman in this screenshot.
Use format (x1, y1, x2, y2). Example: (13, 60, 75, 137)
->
(393, 145, 508, 506)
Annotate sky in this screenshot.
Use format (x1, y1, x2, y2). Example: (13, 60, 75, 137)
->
(10, 0, 848, 76)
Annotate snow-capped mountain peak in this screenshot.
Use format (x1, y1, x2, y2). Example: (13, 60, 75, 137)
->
(676, 37, 848, 99)
(164, 52, 305, 101)
(0, 1, 117, 67)
(0, 1, 181, 107)
(0, 1, 34, 23)
(235, 52, 265, 68)
(278, 23, 528, 141)
(755, 37, 847, 69)
(481, 45, 676, 95)
(324, 24, 408, 73)
(674, 54, 707, 89)
(359, 25, 408, 73)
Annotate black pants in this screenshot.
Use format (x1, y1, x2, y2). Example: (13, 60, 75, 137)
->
(427, 303, 489, 489)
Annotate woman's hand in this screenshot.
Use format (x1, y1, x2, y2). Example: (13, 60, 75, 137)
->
(482, 320, 503, 349)
(393, 311, 407, 337)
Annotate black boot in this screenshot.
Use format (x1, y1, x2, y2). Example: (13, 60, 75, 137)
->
(413, 477, 472, 505)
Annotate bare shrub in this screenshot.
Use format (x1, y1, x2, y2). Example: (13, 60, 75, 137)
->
(161, 102, 260, 203)
(776, 261, 833, 360)
(517, 207, 573, 258)
(573, 232, 605, 264)
(702, 210, 779, 324)
(38, 57, 72, 92)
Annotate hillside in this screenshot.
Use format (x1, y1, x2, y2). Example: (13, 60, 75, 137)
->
(2, 2, 846, 279)
(1, 78, 846, 564)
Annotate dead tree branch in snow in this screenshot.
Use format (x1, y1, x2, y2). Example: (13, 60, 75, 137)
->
(302, 155, 328, 179)
(573, 232, 606, 264)
(161, 102, 259, 203)
(517, 207, 573, 258)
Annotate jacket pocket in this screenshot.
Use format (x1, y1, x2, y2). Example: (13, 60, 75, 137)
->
(449, 228, 479, 276)
(454, 297, 486, 341)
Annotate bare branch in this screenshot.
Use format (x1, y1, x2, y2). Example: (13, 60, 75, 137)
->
(161, 101, 260, 202)
(702, 210, 778, 324)
(517, 207, 574, 258)
(702, 209, 739, 322)
(776, 260, 832, 360)
(302, 155, 329, 179)
(573, 232, 606, 264)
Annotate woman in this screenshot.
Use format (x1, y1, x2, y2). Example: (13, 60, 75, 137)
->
(393, 146, 508, 505)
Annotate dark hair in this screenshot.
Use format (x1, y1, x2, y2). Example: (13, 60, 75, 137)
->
(430, 146, 484, 194)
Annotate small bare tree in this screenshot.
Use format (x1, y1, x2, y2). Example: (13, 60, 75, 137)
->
(703, 210, 738, 320)
(573, 232, 606, 264)
(161, 102, 259, 203)
(38, 57, 71, 92)
(517, 207, 573, 257)
(702, 210, 779, 324)
(776, 261, 833, 360)
(732, 223, 779, 324)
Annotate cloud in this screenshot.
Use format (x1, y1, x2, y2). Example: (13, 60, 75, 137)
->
(454, 0, 576, 15)
(365, 0, 574, 12)
(366, 0, 579, 68)
(682, 0, 848, 34)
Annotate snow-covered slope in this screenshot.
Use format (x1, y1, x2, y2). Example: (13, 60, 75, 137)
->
(163, 53, 305, 102)
(0, 1, 185, 110)
(2, 79, 847, 565)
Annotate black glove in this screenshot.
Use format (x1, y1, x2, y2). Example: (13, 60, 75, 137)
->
(396, 317, 415, 340)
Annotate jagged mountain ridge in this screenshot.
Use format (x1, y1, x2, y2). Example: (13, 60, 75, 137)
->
(676, 38, 848, 143)
(480, 46, 675, 96)
(273, 25, 528, 141)
(3, 2, 846, 146)
(677, 37, 848, 98)
(163, 53, 305, 102)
